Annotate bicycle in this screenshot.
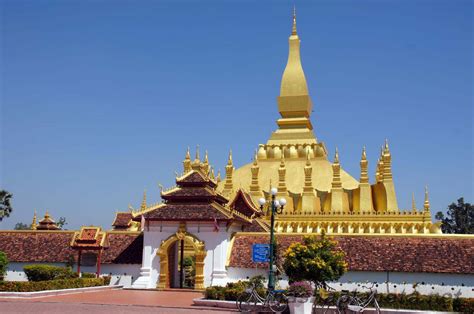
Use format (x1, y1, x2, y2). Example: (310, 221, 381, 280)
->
(236, 282, 288, 313)
(336, 283, 380, 313)
(312, 286, 337, 314)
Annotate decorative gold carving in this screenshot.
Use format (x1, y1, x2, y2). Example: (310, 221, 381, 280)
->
(157, 228, 206, 290)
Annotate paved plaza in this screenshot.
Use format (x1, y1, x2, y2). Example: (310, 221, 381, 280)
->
(0, 289, 236, 313)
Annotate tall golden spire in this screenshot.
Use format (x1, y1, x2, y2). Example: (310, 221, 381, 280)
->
(360, 146, 369, 184)
(424, 186, 430, 211)
(412, 192, 417, 212)
(250, 150, 261, 196)
(332, 148, 342, 189)
(31, 210, 37, 230)
(268, 7, 316, 147)
(223, 149, 234, 195)
(382, 139, 393, 181)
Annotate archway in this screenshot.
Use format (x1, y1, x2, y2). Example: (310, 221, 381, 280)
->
(156, 229, 206, 290)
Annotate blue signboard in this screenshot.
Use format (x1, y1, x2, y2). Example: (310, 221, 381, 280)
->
(252, 244, 270, 263)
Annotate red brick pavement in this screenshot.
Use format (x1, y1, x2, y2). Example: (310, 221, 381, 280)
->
(0, 289, 236, 313)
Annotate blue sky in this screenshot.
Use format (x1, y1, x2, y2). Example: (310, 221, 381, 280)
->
(1, 0, 472, 230)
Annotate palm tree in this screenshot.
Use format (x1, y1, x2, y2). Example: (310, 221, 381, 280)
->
(0, 190, 13, 221)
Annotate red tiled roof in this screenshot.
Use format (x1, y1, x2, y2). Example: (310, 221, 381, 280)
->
(228, 234, 474, 274)
(177, 171, 217, 187)
(144, 203, 232, 221)
(0, 231, 76, 263)
(112, 212, 133, 228)
(0, 231, 143, 264)
(102, 232, 143, 264)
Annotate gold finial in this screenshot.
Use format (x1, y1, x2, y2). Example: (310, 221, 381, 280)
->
(412, 192, 416, 211)
(362, 146, 367, 160)
(253, 150, 258, 166)
(140, 189, 147, 211)
(210, 167, 215, 180)
(195, 145, 200, 162)
(292, 5, 297, 35)
(204, 150, 209, 163)
(334, 147, 339, 164)
(384, 139, 390, 155)
(158, 183, 164, 193)
(185, 146, 191, 160)
(31, 210, 37, 230)
(227, 149, 233, 166)
(216, 170, 221, 182)
(44, 210, 50, 219)
(424, 186, 430, 211)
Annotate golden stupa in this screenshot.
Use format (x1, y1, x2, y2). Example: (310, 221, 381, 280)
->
(214, 11, 441, 235)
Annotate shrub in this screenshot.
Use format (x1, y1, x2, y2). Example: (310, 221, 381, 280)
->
(0, 277, 108, 292)
(23, 264, 78, 281)
(453, 297, 474, 313)
(288, 281, 313, 298)
(81, 272, 96, 278)
(283, 233, 347, 289)
(0, 251, 8, 281)
(204, 276, 267, 301)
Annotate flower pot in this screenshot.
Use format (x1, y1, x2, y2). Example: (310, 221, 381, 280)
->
(288, 296, 315, 314)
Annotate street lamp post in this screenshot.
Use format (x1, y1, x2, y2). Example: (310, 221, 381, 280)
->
(259, 188, 286, 291)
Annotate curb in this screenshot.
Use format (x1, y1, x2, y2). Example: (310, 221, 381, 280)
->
(0, 285, 123, 298)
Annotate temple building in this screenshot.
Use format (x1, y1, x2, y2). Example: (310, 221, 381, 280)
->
(0, 11, 472, 296)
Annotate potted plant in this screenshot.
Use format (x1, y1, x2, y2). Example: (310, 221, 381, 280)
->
(287, 281, 314, 314)
(283, 233, 347, 314)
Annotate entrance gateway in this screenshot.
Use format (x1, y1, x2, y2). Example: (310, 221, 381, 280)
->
(157, 225, 206, 290)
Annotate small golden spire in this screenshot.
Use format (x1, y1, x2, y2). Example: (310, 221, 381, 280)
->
(412, 192, 417, 211)
(280, 150, 285, 168)
(292, 5, 297, 35)
(44, 210, 50, 219)
(360, 146, 369, 184)
(31, 210, 37, 230)
(253, 150, 258, 166)
(216, 170, 221, 182)
(334, 147, 339, 164)
(140, 189, 147, 211)
(210, 167, 215, 180)
(424, 186, 430, 211)
(204, 150, 209, 163)
(185, 146, 191, 160)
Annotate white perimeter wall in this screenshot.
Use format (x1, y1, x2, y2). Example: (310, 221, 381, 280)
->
(5, 262, 141, 288)
(226, 267, 474, 298)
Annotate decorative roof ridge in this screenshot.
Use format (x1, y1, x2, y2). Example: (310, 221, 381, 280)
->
(210, 202, 233, 219)
(0, 230, 75, 234)
(229, 188, 260, 214)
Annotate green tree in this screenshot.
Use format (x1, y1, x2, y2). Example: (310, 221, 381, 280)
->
(0, 190, 13, 221)
(57, 217, 67, 229)
(14, 222, 30, 230)
(283, 233, 347, 289)
(436, 198, 473, 234)
(0, 251, 8, 281)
